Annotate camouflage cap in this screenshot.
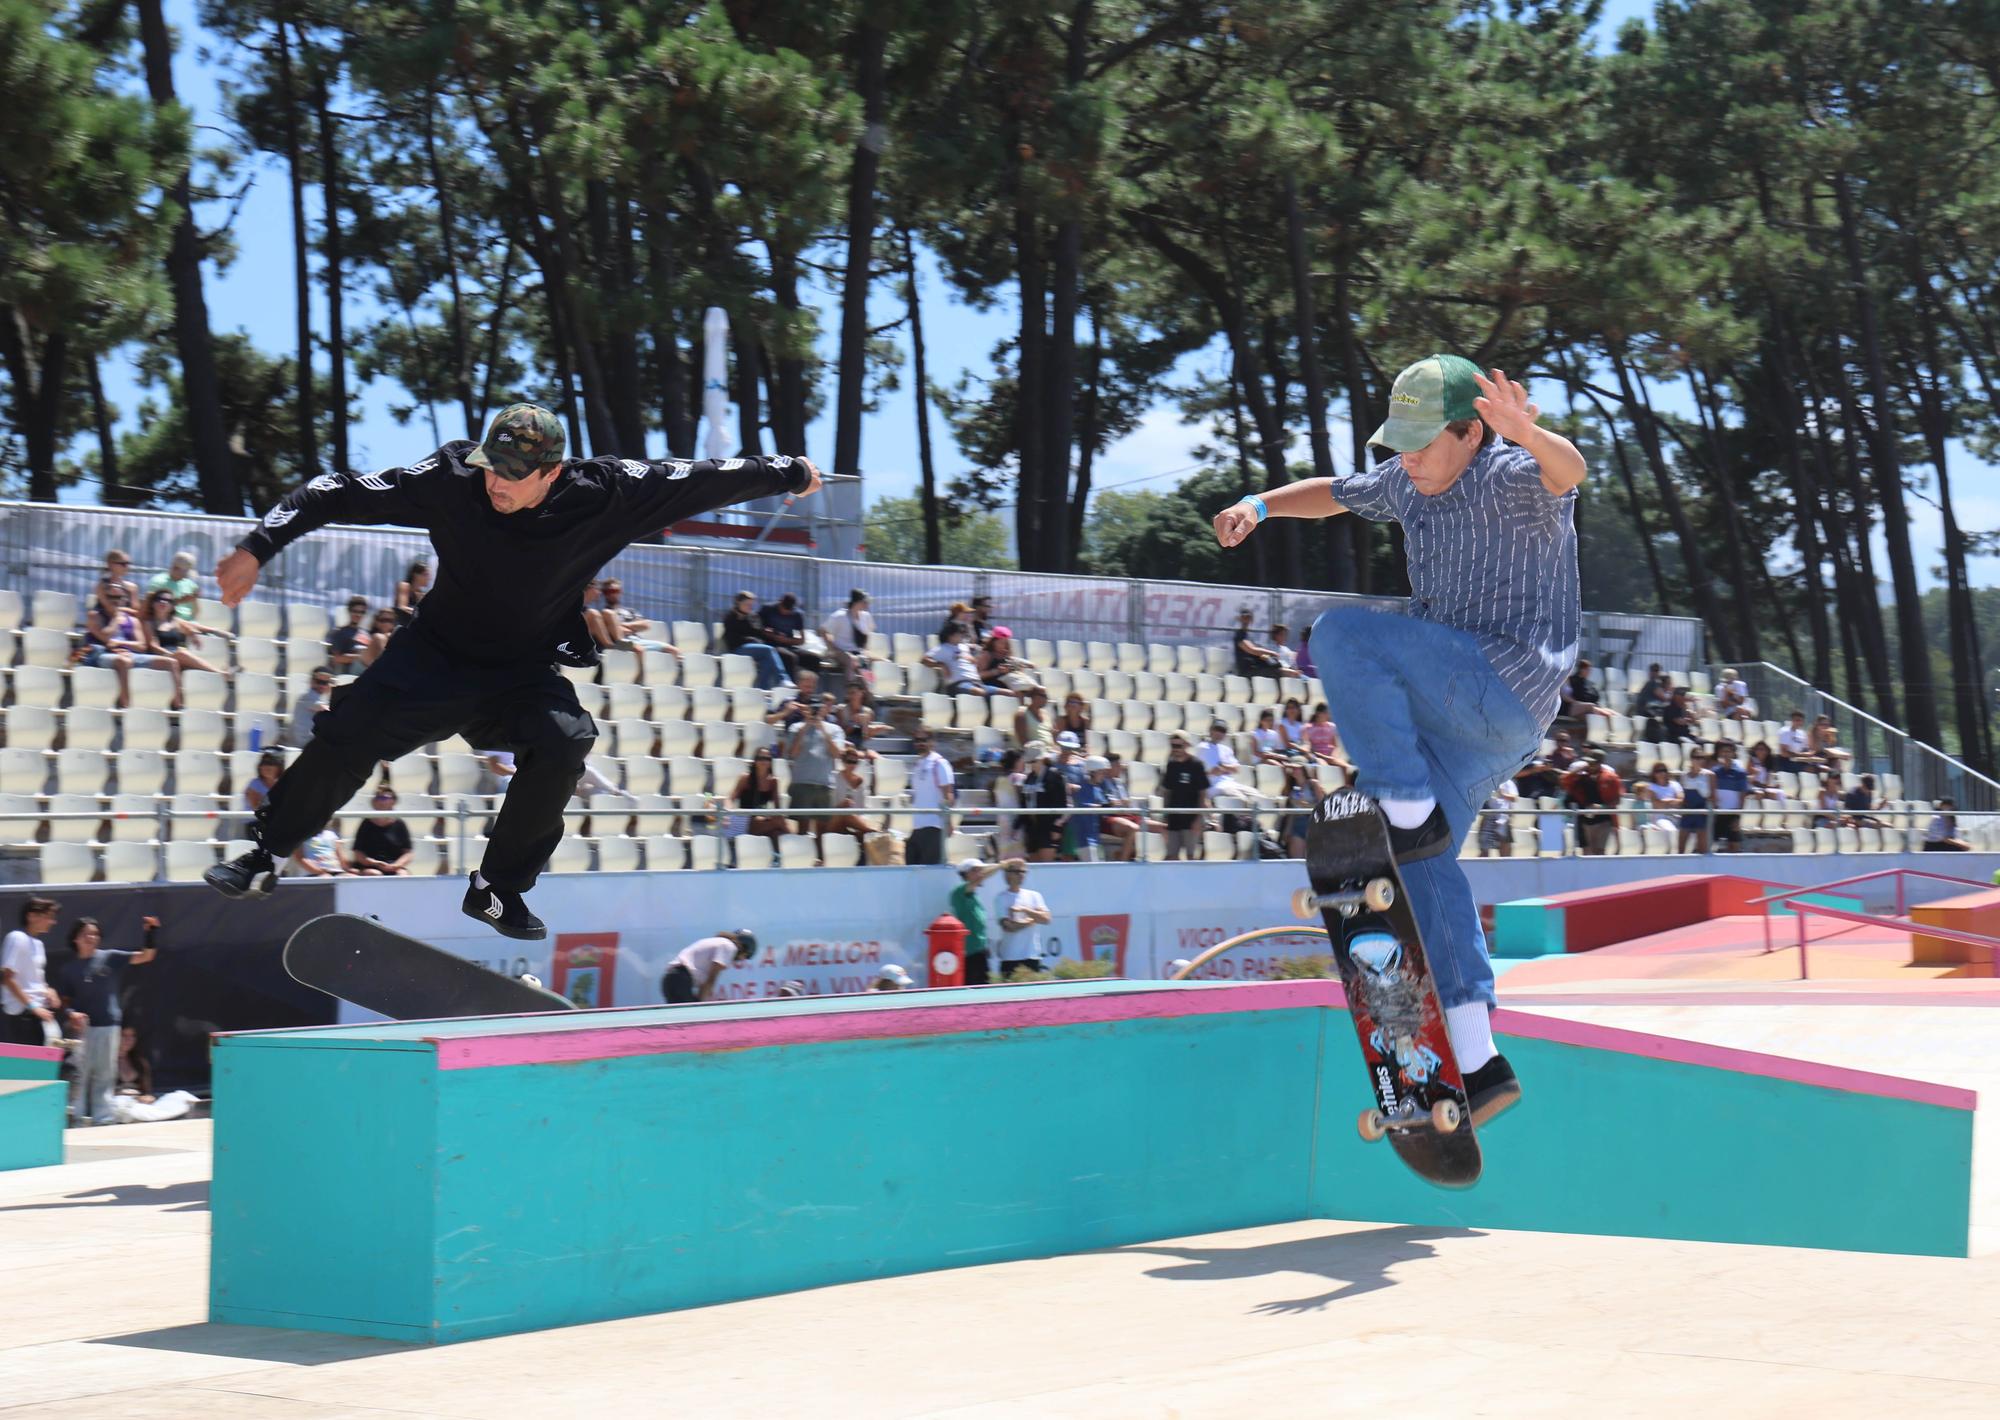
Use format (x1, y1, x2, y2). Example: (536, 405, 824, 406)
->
(466, 404, 566, 480)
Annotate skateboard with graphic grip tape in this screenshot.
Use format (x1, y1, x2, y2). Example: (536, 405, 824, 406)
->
(1293, 788, 1480, 1187)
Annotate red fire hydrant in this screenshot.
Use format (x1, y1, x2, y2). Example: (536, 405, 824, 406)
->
(925, 914, 968, 988)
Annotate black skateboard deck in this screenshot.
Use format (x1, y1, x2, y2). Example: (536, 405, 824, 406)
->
(284, 914, 576, 1021)
(1296, 788, 1480, 1187)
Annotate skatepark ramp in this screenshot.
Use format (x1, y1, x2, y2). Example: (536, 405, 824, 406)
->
(209, 979, 1975, 1344)
(0, 1043, 65, 1172)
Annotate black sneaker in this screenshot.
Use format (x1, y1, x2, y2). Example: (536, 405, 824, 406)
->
(1385, 804, 1453, 863)
(1463, 1053, 1522, 1127)
(205, 845, 277, 899)
(461, 874, 547, 941)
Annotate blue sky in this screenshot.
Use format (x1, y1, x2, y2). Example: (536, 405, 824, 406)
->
(85, 0, 1992, 593)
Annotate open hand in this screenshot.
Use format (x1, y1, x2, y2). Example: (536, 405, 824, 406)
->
(1471, 369, 1539, 443)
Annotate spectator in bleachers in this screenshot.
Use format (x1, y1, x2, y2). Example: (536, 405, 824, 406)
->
(994, 748, 1025, 860)
(1278, 698, 1309, 754)
(1679, 750, 1716, 853)
(1269, 623, 1299, 674)
(820, 588, 876, 686)
(1252, 708, 1287, 763)
(1013, 685, 1056, 753)
(1810, 714, 1851, 768)
(244, 750, 286, 815)
(906, 729, 955, 865)
(835, 680, 887, 758)
(1558, 657, 1615, 729)
(938, 601, 975, 641)
(394, 559, 430, 626)
(1232, 606, 1284, 680)
(765, 669, 822, 730)
(287, 666, 335, 747)
(54, 914, 156, 1125)
(1812, 771, 1845, 829)
(1561, 754, 1621, 855)
(1709, 740, 1750, 852)
(139, 588, 223, 677)
(723, 590, 794, 689)
(1281, 749, 1327, 857)
(994, 862, 1053, 979)
(477, 748, 517, 795)
(1294, 624, 1316, 681)
(1098, 754, 1165, 862)
(968, 595, 994, 641)
(979, 627, 1040, 694)
(1775, 710, 1816, 771)
(759, 593, 821, 678)
(1662, 686, 1698, 743)
(1159, 733, 1209, 860)
(360, 607, 399, 667)
(2, 897, 77, 1048)
(1633, 667, 1674, 743)
(730, 749, 789, 847)
(824, 747, 879, 847)
(1548, 727, 1579, 766)
(950, 859, 1006, 985)
(1717, 668, 1757, 721)
(1018, 742, 1069, 863)
(1925, 799, 1972, 852)
(145, 549, 201, 621)
(1478, 775, 1519, 857)
(83, 582, 178, 708)
(327, 596, 372, 670)
(350, 785, 415, 876)
(1514, 756, 1561, 802)
(1635, 761, 1685, 836)
(1746, 741, 1787, 816)
(1067, 755, 1113, 861)
(290, 823, 352, 877)
(1055, 693, 1091, 744)
(97, 549, 141, 610)
(928, 622, 1006, 697)
(1842, 775, 1885, 828)
(1197, 719, 1256, 810)
(1054, 731, 1089, 792)
(784, 693, 846, 831)
(1302, 704, 1353, 773)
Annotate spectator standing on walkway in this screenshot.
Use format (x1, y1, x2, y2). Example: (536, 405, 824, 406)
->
(907, 730, 955, 864)
(1561, 754, 1621, 855)
(950, 859, 1007, 985)
(1679, 750, 1717, 853)
(1477, 775, 1519, 857)
(723, 590, 793, 689)
(1159, 733, 1209, 860)
(994, 863, 1053, 978)
(662, 930, 757, 1003)
(54, 916, 157, 1124)
(1710, 740, 1750, 852)
(1018, 743, 1069, 862)
(2, 898, 77, 1048)
(784, 694, 845, 832)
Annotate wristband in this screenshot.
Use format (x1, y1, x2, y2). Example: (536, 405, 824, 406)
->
(1238, 494, 1268, 524)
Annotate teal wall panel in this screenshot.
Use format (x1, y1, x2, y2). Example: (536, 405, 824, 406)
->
(0, 1081, 64, 1171)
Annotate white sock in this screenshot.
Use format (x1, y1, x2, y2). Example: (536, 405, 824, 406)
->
(472, 871, 489, 890)
(1379, 795, 1437, 830)
(1445, 1003, 1497, 1073)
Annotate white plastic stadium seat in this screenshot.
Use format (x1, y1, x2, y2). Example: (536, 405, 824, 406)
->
(12, 665, 66, 709)
(28, 590, 78, 631)
(19, 627, 73, 669)
(0, 793, 40, 846)
(37, 842, 96, 884)
(101, 839, 158, 884)
(777, 834, 819, 869)
(734, 835, 775, 870)
(164, 839, 220, 882)
(716, 654, 759, 691)
(1202, 831, 1237, 861)
(820, 834, 862, 868)
(596, 836, 643, 873)
(44, 793, 103, 843)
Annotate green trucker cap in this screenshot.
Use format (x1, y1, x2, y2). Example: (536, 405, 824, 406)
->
(466, 403, 566, 480)
(1368, 353, 1482, 452)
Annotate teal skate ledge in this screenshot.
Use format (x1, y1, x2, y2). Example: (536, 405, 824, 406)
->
(0, 1043, 65, 1171)
(209, 980, 1975, 1345)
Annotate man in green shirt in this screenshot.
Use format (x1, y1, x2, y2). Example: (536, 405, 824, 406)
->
(949, 859, 1009, 986)
(146, 549, 201, 621)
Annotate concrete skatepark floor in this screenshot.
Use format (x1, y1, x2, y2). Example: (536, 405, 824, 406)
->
(5, 1117, 1997, 1419)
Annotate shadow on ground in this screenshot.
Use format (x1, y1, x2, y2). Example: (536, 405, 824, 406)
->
(93, 1322, 412, 1365)
(0, 1180, 209, 1213)
(1112, 1224, 1482, 1313)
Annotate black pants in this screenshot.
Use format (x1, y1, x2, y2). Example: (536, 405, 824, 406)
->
(258, 629, 595, 892)
(963, 951, 990, 986)
(662, 963, 698, 1002)
(3, 1011, 45, 1046)
(907, 826, 945, 865)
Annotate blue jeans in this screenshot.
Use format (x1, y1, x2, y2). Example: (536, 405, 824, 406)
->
(732, 643, 789, 689)
(1311, 604, 1542, 1010)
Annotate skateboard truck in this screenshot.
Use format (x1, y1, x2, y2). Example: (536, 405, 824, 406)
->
(1358, 1098, 1464, 1142)
(1291, 881, 1396, 919)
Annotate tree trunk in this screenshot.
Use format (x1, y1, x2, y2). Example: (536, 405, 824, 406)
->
(1574, 373, 1670, 611)
(1687, 367, 1761, 659)
(903, 230, 942, 566)
(1330, 260, 1375, 593)
(1067, 300, 1103, 566)
(1753, 317, 1833, 687)
(1832, 171, 1939, 746)
(0, 310, 65, 501)
(1227, 354, 1269, 587)
(475, 237, 516, 431)
(86, 350, 122, 505)
(136, 0, 240, 512)
(832, 21, 887, 489)
(274, 21, 318, 473)
(765, 242, 808, 455)
(648, 224, 693, 458)
(1610, 351, 1733, 657)
(1014, 181, 1048, 569)
(1826, 370, 1900, 722)
(732, 312, 762, 455)
(534, 157, 619, 457)
(589, 181, 645, 456)
(1283, 174, 1352, 592)
(422, 88, 473, 439)
(313, 67, 349, 477)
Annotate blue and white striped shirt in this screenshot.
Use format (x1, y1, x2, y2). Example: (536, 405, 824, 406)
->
(1327, 440, 1580, 728)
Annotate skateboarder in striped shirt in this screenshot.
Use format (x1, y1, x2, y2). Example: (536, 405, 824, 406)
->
(1212, 355, 1587, 1125)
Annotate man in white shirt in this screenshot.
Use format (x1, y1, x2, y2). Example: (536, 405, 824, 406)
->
(907, 730, 955, 865)
(1, 897, 76, 1046)
(661, 929, 757, 1003)
(1717, 667, 1757, 721)
(993, 863, 1052, 978)
(926, 623, 990, 696)
(1195, 719, 1256, 804)
(1775, 709, 1818, 772)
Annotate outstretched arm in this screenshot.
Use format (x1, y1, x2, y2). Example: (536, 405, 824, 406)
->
(1213, 481, 1351, 548)
(219, 459, 442, 606)
(1473, 369, 1586, 495)
(606, 453, 823, 540)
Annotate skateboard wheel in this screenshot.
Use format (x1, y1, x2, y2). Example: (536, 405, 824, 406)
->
(1364, 878, 1396, 913)
(1357, 1108, 1388, 1143)
(1430, 1099, 1463, 1133)
(1292, 886, 1320, 920)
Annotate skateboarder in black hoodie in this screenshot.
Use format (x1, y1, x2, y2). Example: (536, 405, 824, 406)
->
(205, 404, 821, 940)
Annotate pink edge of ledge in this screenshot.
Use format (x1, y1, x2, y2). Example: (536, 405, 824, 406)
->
(0, 1042, 62, 1064)
(435, 979, 1343, 1070)
(1493, 1007, 1977, 1110)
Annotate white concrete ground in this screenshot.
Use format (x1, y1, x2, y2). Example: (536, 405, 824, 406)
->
(4, 1117, 1999, 1419)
